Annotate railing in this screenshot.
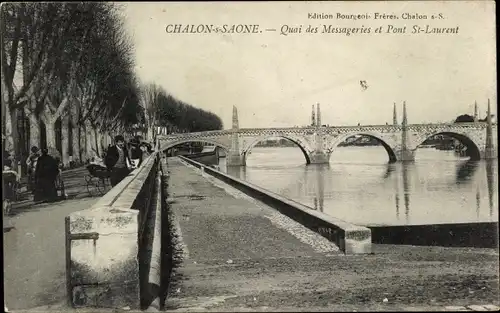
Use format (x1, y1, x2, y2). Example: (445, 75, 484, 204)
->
(157, 122, 497, 140)
(65, 151, 169, 310)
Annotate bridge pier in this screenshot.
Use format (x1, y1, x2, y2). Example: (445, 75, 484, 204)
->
(483, 148, 497, 160)
(396, 149, 416, 162)
(308, 151, 331, 164)
(227, 153, 246, 166)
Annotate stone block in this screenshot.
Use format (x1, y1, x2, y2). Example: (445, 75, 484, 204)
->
(467, 305, 489, 311)
(69, 206, 140, 309)
(444, 306, 468, 311)
(482, 304, 500, 311)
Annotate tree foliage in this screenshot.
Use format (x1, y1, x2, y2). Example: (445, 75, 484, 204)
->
(1, 2, 142, 158)
(454, 114, 474, 123)
(2, 2, 222, 164)
(139, 83, 223, 134)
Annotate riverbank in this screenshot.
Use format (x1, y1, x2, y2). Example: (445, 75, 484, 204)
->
(164, 157, 499, 311)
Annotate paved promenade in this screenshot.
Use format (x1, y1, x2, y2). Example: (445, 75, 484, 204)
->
(3, 167, 100, 311)
(165, 158, 499, 312)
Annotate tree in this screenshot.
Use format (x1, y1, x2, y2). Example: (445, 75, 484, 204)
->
(479, 114, 495, 122)
(139, 83, 163, 142)
(454, 114, 474, 123)
(2, 2, 143, 167)
(140, 84, 223, 136)
(1, 3, 60, 160)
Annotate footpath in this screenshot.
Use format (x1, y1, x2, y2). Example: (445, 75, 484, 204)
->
(3, 167, 101, 311)
(165, 158, 499, 312)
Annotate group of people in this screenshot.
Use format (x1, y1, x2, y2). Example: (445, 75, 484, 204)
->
(2, 145, 62, 216)
(3, 135, 153, 216)
(104, 135, 153, 186)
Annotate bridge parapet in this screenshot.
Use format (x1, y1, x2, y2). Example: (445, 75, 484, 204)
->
(65, 152, 169, 310)
(159, 129, 231, 138)
(157, 121, 497, 165)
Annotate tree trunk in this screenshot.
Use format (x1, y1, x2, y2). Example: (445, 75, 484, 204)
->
(61, 115, 70, 167)
(102, 131, 111, 151)
(93, 126, 101, 157)
(147, 126, 155, 143)
(84, 121, 93, 160)
(72, 122, 81, 165)
(44, 119, 57, 151)
(70, 105, 81, 164)
(4, 108, 18, 159)
(79, 124, 88, 163)
(28, 112, 41, 150)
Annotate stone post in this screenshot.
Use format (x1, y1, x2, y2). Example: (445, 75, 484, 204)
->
(485, 99, 496, 159)
(227, 106, 245, 166)
(316, 103, 322, 127)
(311, 104, 316, 127)
(398, 101, 415, 161)
(474, 101, 478, 122)
(393, 103, 398, 125)
(309, 132, 330, 164)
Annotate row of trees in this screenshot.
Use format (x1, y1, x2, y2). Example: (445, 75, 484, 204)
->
(140, 83, 223, 138)
(2, 3, 223, 170)
(2, 2, 141, 167)
(454, 114, 495, 123)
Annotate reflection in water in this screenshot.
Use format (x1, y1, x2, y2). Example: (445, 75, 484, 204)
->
(486, 159, 495, 217)
(384, 163, 396, 179)
(456, 160, 480, 184)
(221, 147, 498, 226)
(226, 165, 247, 180)
(401, 162, 411, 224)
(394, 164, 400, 221)
(476, 187, 481, 218)
(312, 165, 328, 212)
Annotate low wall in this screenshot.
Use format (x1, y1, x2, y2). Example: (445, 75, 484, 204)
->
(369, 222, 499, 248)
(66, 152, 167, 310)
(179, 156, 371, 255)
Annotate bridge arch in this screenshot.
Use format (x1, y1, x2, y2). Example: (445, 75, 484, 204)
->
(243, 135, 313, 164)
(161, 138, 230, 152)
(329, 132, 398, 163)
(415, 131, 482, 160)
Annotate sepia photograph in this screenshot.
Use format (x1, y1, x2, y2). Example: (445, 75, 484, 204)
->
(1, 1, 498, 312)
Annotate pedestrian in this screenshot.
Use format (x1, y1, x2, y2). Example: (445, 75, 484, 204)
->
(139, 142, 151, 160)
(105, 135, 132, 187)
(129, 137, 143, 168)
(26, 146, 40, 193)
(34, 148, 59, 203)
(3, 158, 20, 215)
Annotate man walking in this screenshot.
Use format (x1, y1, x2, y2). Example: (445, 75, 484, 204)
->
(129, 137, 143, 168)
(105, 135, 132, 187)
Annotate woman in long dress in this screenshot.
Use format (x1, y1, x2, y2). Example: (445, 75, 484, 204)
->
(26, 146, 40, 193)
(3, 158, 20, 216)
(34, 148, 59, 203)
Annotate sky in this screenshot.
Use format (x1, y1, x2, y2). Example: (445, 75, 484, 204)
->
(121, 1, 496, 129)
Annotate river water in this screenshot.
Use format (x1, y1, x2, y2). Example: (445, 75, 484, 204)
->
(218, 146, 498, 226)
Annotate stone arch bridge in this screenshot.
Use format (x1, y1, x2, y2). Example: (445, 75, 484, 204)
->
(157, 106, 497, 166)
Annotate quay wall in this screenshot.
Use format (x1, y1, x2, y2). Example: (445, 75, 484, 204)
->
(369, 222, 499, 248)
(66, 153, 169, 310)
